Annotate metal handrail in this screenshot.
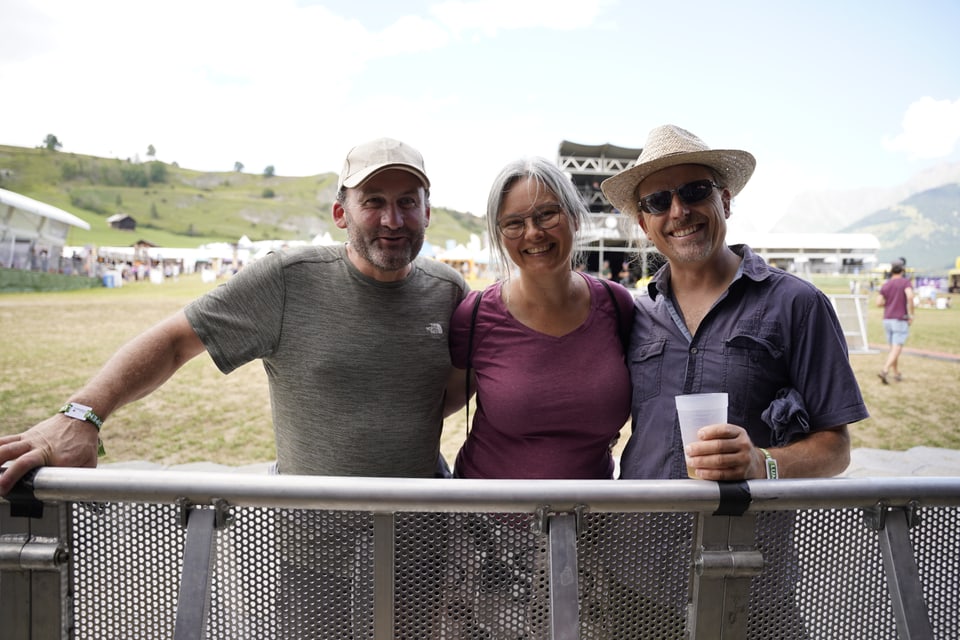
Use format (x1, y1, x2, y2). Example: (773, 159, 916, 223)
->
(5, 467, 960, 512)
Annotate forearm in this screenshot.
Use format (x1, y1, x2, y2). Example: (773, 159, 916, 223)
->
(0, 311, 206, 494)
(68, 310, 206, 419)
(761, 426, 850, 478)
(442, 367, 471, 418)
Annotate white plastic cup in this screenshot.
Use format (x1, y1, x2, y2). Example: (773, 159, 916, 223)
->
(675, 393, 728, 478)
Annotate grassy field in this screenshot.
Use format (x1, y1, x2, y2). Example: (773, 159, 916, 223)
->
(1, 273, 958, 469)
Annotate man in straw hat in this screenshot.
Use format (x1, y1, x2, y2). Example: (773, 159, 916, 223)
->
(602, 125, 868, 482)
(600, 125, 870, 637)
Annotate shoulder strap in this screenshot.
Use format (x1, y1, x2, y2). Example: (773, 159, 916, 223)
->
(464, 289, 484, 435)
(598, 278, 629, 351)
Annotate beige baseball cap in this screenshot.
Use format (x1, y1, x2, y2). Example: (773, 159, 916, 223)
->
(337, 137, 430, 191)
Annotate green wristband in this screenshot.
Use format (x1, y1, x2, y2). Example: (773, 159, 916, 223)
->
(758, 447, 778, 479)
(59, 402, 106, 457)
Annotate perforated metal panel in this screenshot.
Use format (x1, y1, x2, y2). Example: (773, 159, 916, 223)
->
(411, 512, 549, 639)
(69, 503, 375, 639)
(578, 512, 693, 639)
(71, 502, 183, 638)
(60, 502, 960, 639)
(911, 508, 960, 636)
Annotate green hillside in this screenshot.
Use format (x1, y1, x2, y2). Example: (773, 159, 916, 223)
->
(843, 183, 960, 272)
(0, 144, 485, 249)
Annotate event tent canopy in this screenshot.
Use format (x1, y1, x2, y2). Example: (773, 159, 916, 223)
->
(1, 188, 90, 268)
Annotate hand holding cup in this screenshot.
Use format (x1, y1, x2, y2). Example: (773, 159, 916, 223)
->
(675, 393, 728, 478)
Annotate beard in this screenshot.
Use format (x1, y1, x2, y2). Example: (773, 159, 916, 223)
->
(346, 223, 425, 273)
(668, 239, 713, 264)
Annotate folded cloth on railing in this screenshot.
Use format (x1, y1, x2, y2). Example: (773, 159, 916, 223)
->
(761, 388, 810, 447)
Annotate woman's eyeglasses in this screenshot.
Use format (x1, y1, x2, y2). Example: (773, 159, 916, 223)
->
(637, 179, 720, 215)
(497, 207, 563, 239)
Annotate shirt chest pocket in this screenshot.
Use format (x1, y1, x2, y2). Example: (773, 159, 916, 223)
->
(723, 330, 786, 417)
(629, 339, 667, 402)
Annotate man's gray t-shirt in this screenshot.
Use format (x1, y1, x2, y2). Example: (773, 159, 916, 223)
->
(185, 244, 467, 478)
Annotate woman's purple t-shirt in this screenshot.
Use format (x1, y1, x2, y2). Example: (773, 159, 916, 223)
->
(449, 274, 633, 479)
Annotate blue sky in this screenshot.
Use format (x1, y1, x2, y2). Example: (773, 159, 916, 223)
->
(2, 0, 958, 233)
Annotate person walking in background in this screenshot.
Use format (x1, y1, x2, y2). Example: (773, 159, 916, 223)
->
(449, 156, 634, 480)
(877, 259, 914, 383)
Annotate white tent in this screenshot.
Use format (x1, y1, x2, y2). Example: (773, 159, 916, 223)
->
(311, 232, 339, 246)
(1, 188, 90, 269)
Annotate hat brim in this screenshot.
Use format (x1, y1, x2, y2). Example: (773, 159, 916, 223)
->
(339, 163, 430, 190)
(601, 149, 755, 217)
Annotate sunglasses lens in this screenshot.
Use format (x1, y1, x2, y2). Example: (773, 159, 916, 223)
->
(642, 191, 673, 213)
(678, 180, 713, 204)
(640, 180, 716, 214)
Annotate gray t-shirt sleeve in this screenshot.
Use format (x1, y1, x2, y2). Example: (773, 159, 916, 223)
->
(184, 252, 285, 374)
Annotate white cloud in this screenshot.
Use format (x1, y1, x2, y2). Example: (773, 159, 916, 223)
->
(4, 0, 957, 225)
(431, 0, 610, 36)
(882, 97, 960, 159)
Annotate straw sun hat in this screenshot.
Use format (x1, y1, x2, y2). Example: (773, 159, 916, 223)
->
(600, 125, 756, 217)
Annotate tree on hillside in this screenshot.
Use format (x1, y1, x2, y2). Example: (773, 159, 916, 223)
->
(149, 161, 167, 183)
(147, 144, 156, 158)
(234, 161, 244, 173)
(264, 165, 275, 178)
(43, 134, 62, 151)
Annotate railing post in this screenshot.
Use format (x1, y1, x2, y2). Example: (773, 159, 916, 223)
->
(373, 513, 395, 640)
(865, 502, 934, 640)
(173, 498, 231, 640)
(1, 491, 68, 640)
(547, 510, 582, 640)
(688, 512, 763, 639)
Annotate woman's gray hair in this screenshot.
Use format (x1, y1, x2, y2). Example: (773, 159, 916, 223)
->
(486, 157, 587, 280)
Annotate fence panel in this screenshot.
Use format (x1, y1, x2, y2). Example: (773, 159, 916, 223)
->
(3, 472, 959, 639)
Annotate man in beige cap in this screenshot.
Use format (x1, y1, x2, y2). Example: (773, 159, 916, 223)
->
(602, 124, 867, 482)
(0, 138, 465, 637)
(0, 136, 468, 491)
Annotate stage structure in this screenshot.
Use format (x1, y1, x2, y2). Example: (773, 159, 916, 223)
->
(556, 141, 660, 284)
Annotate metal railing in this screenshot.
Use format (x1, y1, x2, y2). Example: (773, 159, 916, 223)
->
(2, 468, 959, 639)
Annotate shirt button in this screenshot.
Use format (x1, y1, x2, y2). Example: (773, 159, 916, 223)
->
(690, 347, 698, 354)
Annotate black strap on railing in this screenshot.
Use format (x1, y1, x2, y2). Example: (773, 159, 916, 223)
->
(2, 468, 44, 519)
(713, 481, 751, 517)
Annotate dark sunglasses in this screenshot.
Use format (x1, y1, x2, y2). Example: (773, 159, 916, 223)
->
(637, 179, 721, 215)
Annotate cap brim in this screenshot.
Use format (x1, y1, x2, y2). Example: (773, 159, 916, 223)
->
(339, 163, 430, 190)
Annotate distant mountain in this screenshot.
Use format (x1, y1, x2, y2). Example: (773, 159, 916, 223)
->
(771, 162, 960, 272)
(840, 183, 960, 272)
(773, 162, 960, 234)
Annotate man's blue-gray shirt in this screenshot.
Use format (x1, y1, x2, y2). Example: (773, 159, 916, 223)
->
(621, 244, 868, 479)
